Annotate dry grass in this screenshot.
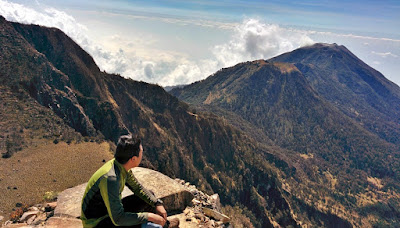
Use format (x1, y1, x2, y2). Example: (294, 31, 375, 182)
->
(272, 62, 299, 74)
(299, 153, 314, 160)
(367, 176, 383, 189)
(204, 91, 221, 105)
(222, 205, 254, 228)
(0, 139, 113, 219)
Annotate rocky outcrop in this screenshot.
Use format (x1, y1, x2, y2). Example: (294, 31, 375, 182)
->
(53, 167, 194, 218)
(132, 167, 194, 211)
(0, 17, 97, 138)
(2, 168, 230, 227)
(33, 82, 98, 137)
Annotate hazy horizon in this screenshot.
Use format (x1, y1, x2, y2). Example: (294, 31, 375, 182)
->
(1, 0, 399, 86)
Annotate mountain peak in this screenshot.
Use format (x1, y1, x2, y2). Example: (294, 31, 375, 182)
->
(284, 42, 353, 58)
(304, 42, 345, 50)
(271, 42, 400, 146)
(309, 42, 340, 47)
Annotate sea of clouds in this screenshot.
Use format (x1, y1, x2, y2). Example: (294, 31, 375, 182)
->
(0, 0, 316, 86)
(1, 0, 399, 86)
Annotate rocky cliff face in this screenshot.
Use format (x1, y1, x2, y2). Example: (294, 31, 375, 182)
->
(0, 16, 97, 138)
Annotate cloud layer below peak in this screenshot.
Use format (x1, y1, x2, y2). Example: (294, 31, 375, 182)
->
(1, 0, 399, 86)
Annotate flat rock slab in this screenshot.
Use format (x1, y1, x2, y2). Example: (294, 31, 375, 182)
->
(168, 213, 199, 228)
(54, 167, 193, 218)
(203, 207, 230, 223)
(132, 167, 194, 211)
(2, 224, 31, 228)
(45, 217, 83, 228)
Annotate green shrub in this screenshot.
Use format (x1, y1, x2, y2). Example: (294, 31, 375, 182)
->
(43, 191, 58, 202)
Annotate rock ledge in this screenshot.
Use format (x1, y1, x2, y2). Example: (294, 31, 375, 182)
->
(3, 168, 230, 227)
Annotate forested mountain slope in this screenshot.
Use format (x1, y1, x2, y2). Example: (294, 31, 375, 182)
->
(171, 46, 400, 227)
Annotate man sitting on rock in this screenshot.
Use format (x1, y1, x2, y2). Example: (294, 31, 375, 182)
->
(81, 135, 177, 228)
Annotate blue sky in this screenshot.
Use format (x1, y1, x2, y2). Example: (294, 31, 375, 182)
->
(1, 0, 399, 86)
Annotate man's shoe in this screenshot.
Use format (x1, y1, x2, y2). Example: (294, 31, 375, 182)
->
(164, 217, 179, 228)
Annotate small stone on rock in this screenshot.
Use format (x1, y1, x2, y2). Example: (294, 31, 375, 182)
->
(203, 207, 230, 224)
(210, 219, 215, 227)
(28, 206, 39, 212)
(45, 202, 57, 212)
(26, 214, 37, 225)
(195, 212, 204, 220)
(183, 208, 191, 215)
(192, 199, 201, 204)
(16, 202, 23, 207)
(19, 211, 39, 223)
(32, 213, 47, 226)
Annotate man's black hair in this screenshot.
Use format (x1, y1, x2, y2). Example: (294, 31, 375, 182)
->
(115, 135, 142, 164)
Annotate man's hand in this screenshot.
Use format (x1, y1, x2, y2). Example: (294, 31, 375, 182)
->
(147, 213, 166, 227)
(156, 205, 167, 220)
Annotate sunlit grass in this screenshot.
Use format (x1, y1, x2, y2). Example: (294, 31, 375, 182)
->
(0, 139, 113, 218)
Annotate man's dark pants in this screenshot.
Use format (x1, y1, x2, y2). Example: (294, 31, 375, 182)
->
(95, 194, 154, 228)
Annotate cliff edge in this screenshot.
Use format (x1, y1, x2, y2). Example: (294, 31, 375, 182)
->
(2, 168, 230, 228)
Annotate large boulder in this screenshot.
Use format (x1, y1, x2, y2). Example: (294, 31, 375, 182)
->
(54, 167, 193, 218)
(53, 182, 86, 218)
(45, 217, 83, 228)
(132, 167, 194, 212)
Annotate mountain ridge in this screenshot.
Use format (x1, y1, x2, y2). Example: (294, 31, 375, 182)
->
(270, 43, 400, 146)
(171, 44, 400, 227)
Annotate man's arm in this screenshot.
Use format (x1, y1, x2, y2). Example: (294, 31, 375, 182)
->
(156, 205, 167, 220)
(99, 176, 149, 226)
(125, 170, 158, 207)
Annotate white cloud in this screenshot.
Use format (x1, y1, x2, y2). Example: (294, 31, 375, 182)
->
(0, 0, 88, 45)
(371, 51, 398, 58)
(0, 2, 317, 86)
(212, 19, 315, 68)
(158, 19, 315, 85)
(0, 0, 150, 83)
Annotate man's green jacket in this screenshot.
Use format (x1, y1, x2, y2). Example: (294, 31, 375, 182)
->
(81, 159, 158, 227)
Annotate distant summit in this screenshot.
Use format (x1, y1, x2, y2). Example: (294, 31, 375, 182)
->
(171, 43, 400, 227)
(271, 43, 400, 145)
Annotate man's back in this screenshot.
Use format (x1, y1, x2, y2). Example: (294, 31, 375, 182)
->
(81, 158, 153, 227)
